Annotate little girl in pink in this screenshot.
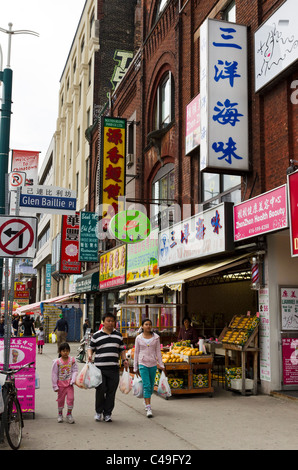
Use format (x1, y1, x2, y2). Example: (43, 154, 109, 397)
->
(51, 342, 78, 423)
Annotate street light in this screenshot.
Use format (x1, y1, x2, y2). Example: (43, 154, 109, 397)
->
(0, 23, 39, 371)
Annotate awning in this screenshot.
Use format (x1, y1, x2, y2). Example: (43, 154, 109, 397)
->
(75, 272, 99, 293)
(120, 253, 252, 297)
(16, 293, 79, 315)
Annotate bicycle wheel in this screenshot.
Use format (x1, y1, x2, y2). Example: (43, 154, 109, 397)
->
(3, 394, 23, 450)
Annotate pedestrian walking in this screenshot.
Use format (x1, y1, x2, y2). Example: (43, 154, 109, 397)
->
(51, 342, 78, 424)
(12, 314, 20, 336)
(133, 318, 164, 418)
(53, 314, 69, 352)
(87, 312, 128, 423)
(22, 312, 36, 337)
(37, 326, 45, 354)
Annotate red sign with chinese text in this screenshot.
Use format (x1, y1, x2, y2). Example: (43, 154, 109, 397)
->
(59, 212, 81, 274)
(288, 170, 298, 257)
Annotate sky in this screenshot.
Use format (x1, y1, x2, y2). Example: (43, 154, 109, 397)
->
(1, 0, 86, 171)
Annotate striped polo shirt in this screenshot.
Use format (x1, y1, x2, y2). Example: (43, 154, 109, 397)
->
(89, 328, 125, 369)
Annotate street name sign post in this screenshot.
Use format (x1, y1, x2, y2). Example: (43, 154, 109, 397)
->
(19, 185, 77, 214)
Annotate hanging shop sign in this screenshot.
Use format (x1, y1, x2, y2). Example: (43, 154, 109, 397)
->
(100, 117, 126, 233)
(200, 19, 248, 173)
(255, 0, 298, 93)
(99, 245, 126, 289)
(11, 149, 39, 186)
(79, 212, 99, 262)
(109, 209, 151, 244)
(280, 286, 298, 330)
(46, 263, 52, 294)
(185, 93, 201, 155)
(60, 212, 81, 275)
(287, 170, 298, 257)
(158, 202, 234, 268)
(19, 185, 77, 215)
(126, 228, 159, 283)
(234, 184, 288, 242)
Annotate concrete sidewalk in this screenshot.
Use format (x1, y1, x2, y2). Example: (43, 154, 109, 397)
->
(1, 341, 298, 451)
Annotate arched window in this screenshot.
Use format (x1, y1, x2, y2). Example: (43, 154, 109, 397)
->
(153, 71, 174, 130)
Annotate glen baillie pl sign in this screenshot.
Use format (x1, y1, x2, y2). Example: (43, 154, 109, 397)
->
(20, 186, 76, 215)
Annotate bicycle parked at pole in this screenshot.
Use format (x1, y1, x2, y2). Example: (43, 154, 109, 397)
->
(0, 362, 35, 450)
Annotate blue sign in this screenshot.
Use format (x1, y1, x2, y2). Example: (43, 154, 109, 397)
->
(19, 185, 77, 215)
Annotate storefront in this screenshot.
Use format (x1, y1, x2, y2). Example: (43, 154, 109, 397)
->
(75, 272, 100, 331)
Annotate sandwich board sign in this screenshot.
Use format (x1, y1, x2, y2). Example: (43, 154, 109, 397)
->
(0, 216, 37, 258)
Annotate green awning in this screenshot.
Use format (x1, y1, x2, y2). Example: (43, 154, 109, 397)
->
(75, 272, 99, 293)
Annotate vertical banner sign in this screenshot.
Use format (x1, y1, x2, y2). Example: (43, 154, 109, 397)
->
(60, 212, 81, 274)
(79, 212, 99, 262)
(101, 117, 126, 233)
(45, 263, 52, 294)
(287, 170, 298, 257)
(11, 149, 39, 186)
(185, 94, 201, 155)
(200, 19, 248, 173)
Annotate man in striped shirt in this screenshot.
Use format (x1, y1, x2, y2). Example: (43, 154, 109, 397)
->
(87, 313, 128, 422)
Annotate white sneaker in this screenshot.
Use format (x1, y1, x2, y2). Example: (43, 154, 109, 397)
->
(57, 414, 63, 423)
(94, 413, 102, 421)
(104, 414, 112, 422)
(146, 408, 153, 418)
(66, 414, 75, 424)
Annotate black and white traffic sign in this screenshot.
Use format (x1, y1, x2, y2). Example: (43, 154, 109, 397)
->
(9, 171, 26, 191)
(0, 216, 37, 258)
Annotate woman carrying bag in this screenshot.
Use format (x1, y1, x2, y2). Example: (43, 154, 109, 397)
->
(133, 318, 164, 418)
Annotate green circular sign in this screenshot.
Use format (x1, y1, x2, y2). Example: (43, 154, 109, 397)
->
(109, 210, 151, 244)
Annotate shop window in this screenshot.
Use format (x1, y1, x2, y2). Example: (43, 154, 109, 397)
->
(201, 172, 241, 210)
(153, 71, 174, 130)
(151, 164, 175, 229)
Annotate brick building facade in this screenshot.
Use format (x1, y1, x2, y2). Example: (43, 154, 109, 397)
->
(89, 0, 298, 394)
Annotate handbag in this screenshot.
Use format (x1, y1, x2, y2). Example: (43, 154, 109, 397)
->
(83, 363, 102, 389)
(157, 371, 171, 399)
(132, 374, 143, 398)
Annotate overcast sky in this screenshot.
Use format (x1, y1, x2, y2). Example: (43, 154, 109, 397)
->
(1, 0, 86, 171)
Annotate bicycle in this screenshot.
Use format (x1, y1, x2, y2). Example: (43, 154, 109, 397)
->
(0, 362, 35, 450)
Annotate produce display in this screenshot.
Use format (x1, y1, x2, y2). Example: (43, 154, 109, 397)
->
(221, 314, 259, 346)
(161, 351, 185, 363)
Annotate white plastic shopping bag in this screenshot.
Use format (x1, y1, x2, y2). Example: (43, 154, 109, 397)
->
(83, 363, 102, 389)
(132, 374, 143, 398)
(157, 371, 171, 399)
(119, 369, 132, 394)
(75, 363, 88, 389)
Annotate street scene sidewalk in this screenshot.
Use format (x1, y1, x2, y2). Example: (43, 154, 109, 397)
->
(1, 341, 298, 451)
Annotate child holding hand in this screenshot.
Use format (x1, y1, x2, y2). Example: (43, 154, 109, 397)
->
(51, 342, 78, 423)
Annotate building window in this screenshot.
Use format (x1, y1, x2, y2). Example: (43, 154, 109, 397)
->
(90, 10, 95, 37)
(201, 172, 241, 209)
(153, 71, 174, 130)
(151, 163, 175, 229)
(85, 158, 89, 187)
(157, 0, 168, 17)
(88, 59, 92, 86)
(77, 126, 80, 152)
(69, 141, 72, 165)
(223, 1, 236, 22)
(80, 36, 85, 57)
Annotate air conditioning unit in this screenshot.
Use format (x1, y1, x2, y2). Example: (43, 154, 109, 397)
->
(126, 153, 134, 168)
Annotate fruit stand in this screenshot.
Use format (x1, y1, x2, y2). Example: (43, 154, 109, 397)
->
(159, 343, 214, 396)
(220, 314, 260, 395)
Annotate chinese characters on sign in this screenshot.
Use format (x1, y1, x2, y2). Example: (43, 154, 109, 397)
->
(127, 229, 159, 283)
(200, 19, 248, 173)
(60, 212, 81, 274)
(20, 185, 77, 215)
(101, 117, 126, 234)
(259, 288, 271, 382)
(281, 287, 298, 330)
(79, 212, 99, 262)
(158, 202, 234, 268)
(185, 94, 201, 155)
(99, 245, 126, 289)
(233, 185, 288, 241)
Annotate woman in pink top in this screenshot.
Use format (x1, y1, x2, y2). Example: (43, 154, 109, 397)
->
(133, 318, 164, 418)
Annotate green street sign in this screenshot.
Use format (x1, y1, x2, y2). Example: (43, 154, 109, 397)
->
(109, 210, 151, 244)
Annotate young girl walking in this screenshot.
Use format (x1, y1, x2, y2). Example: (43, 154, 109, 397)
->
(37, 326, 45, 354)
(133, 318, 164, 418)
(51, 342, 78, 423)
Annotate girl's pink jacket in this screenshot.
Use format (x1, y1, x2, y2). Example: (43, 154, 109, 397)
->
(133, 332, 164, 372)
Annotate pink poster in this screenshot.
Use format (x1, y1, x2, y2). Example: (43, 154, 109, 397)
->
(282, 338, 298, 385)
(0, 337, 36, 414)
(234, 185, 288, 241)
(287, 170, 298, 257)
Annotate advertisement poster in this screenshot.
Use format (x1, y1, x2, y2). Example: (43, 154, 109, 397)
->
(282, 338, 298, 385)
(259, 288, 271, 382)
(234, 185, 288, 241)
(185, 94, 201, 155)
(101, 117, 126, 232)
(100, 245, 126, 289)
(0, 337, 36, 413)
(60, 212, 81, 274)
(281, 287, 298, 330)
(287, 170, 298, 257)
(79, 212, 99, 262)
(127, 229, 159, 283)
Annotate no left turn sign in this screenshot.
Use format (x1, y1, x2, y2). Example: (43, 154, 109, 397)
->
(0, 216, 37, 258)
